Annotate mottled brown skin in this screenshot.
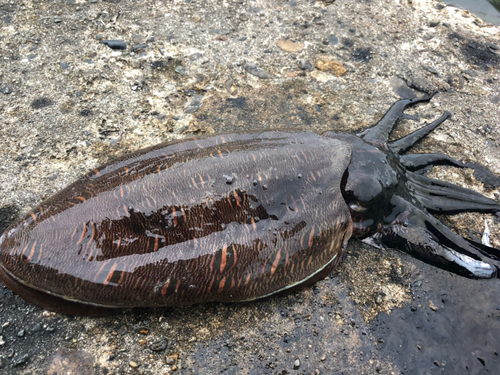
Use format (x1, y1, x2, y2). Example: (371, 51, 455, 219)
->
(0, 131, 352, 312)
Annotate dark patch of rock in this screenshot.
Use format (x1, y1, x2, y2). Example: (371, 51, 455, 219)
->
(31, 98, 54, 109)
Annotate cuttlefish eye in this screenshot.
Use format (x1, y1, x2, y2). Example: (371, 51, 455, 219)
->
(349, 201, 368, 212)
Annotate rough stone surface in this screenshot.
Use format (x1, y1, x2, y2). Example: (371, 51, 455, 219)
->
(0, 0, 499, 374)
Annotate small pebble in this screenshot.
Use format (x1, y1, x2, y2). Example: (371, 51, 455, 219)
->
(131, 44, 148, 51)
(131, 34, 146, 44)
(166, 353, 178, 365)
(328, 35, 339, 45)
(99, 40, 127, 50)
(245, 63, 271, 79)
(175, 66, 185, 75)
(423, 65, 438, 74)
(150, 338, 168, 352)
(316, 59, 347, 76)
(276, 39, 304, 52)
(166, 357, 175, 365)
(210, 28, 230, 35)
(185, 95, 204, 114)
(129, 361, 139, 368)
(189, 52, 203, 61)
(298, 60, 313, 71)
(293, 359, 300, 369)
(13, 354, 29, 367)
(486, 42, 499, 50)
(0, 84, 12, 94)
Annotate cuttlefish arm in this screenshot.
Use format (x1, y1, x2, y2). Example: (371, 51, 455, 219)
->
(371, 195, 499, 279)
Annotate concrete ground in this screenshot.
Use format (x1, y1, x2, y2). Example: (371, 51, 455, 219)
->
(0, 0, 499, 374)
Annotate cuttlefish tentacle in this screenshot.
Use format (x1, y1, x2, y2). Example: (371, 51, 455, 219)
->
(373, 195, 499, 278)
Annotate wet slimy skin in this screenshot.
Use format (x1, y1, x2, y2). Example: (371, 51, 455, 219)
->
(0, 96, 499, 315)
